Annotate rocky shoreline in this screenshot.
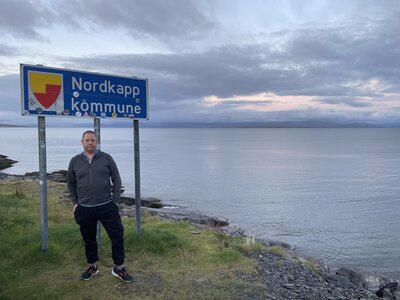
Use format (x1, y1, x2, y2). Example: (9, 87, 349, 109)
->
(0, 166, 399, 299)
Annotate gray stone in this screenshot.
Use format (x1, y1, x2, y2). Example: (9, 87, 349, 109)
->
(336, 276, 350, 289)
(323, 273, 338, 285)
(268, 240, 291, 249)
(366, 292, 380, 300)
(24, 171, 40, 178)
(48, 170, 68, 182)
(383, 288, 393, 299)
(282, 283, 295, 290)
(207, 216, 230, 227)
(393, 291, 400, 300)
(364, 274, 388, 292)
(336, 268, 365, 289)
(376, 282, 399, 298)
(1, 170, 68, 183)
(0, 172, 24, 180)
(151, 210, 230, 227)
(119, 196, 164, 208)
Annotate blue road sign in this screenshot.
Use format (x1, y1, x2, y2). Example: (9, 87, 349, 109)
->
(20, 64, 148, 119)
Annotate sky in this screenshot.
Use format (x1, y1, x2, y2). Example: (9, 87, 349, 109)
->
(1, 0, 400, 126)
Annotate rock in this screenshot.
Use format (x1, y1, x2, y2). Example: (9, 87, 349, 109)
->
(268, 240, 292, 249)
(249, 251, 370, 300)
(336, 276, 351, 289)
(365, 292, 380, 300)
(336, 267, 365, 289)
(326, 268, 391, 293)
(24, 170, 68, 182)
(207, 216, 230, 227)
(282, 283, 295, 290)
(323, 273, 339, 285)
(365, 274, 389, 292)
(220, 224, 244, 237)
(48, 170, 68, 182)
(154, 211, 230, 227)
(24, 171, 40, 178)
(131, 207, 231, 228)
(0, 172, 24, 180)
(376, 282, 399, 298)
(119, 196, 164, 208)
(383, 289, 392, 299)
(0, 155, 17, 171)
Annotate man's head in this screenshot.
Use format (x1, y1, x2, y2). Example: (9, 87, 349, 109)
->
(81, 130, 98, 154)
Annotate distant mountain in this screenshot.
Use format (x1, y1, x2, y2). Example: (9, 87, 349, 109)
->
(0, 123, 31, 128)
(140, 120, 400, 128)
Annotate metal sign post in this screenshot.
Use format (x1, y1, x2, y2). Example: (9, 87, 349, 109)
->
(94, 118, 102, 244)
(21, 64, 149, 247)
(134, 120, 141, 235)
(38, 116, 48, 252)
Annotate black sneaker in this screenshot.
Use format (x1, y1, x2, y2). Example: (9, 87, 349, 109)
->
(111, 267, 133, 283)
(80, 266, 99, 281)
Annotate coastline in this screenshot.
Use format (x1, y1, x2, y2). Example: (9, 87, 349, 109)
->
(1, 127, 399, 281)
(0, 168, 399, 299)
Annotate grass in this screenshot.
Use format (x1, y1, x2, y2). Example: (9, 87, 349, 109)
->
(267, 246, 287, 257)
(302, 260, 321, 275)
(0, 180, 265, 299)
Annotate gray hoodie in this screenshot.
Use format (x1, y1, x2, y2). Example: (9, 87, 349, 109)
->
(67, 150, 121, 206)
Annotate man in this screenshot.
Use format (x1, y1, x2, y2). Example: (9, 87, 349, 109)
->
(67, 130, 133, 283)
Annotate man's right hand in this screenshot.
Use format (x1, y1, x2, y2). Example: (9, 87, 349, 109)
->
(73, 204, 78, 213)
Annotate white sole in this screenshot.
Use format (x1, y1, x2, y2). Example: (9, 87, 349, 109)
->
(111, 270, 133, 283)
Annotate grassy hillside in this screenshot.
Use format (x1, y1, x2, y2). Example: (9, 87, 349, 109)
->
(0, 180, 264, 300)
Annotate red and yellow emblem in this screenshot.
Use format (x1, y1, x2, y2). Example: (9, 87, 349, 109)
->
(29, 72, 62, 109)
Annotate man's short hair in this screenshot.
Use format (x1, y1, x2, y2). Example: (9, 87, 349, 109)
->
(82, 130, 97, 141)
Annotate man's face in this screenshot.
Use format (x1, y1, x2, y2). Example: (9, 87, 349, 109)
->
(81, 133, 97, 154)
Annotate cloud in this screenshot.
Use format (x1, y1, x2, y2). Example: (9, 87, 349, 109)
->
(207, 100, 275, 107)
(1, 1, 400, 125)
(59, 24, 393, 103)
(314, 97, 371, 108)
(0, 0, 54, 39)
(0, 74, 20, 112)
(55, 0, 216, 44)
(57, 5, 400, 123)
(0, 44, 18, 56)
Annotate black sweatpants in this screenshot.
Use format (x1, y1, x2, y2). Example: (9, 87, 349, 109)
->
(74, 201, 125, 266)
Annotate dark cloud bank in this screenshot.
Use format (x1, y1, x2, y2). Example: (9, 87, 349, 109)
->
(1, 0, 400, 126)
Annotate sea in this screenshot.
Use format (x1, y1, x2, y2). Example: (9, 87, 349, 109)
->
(1, 127, 399, 279)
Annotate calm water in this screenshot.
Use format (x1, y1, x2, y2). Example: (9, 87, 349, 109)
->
(1, 127, 400, 279)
